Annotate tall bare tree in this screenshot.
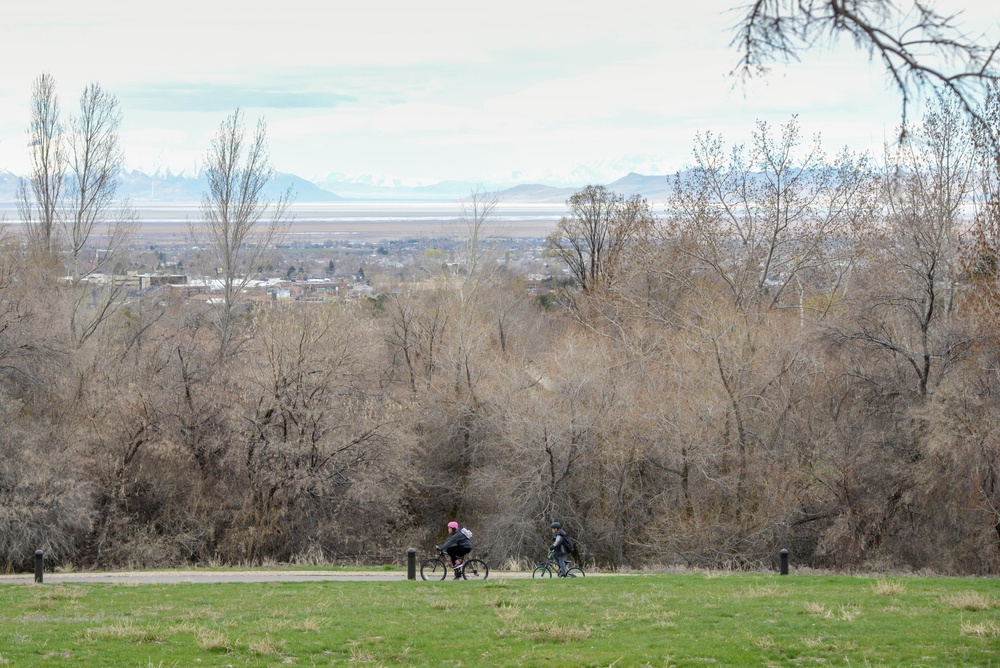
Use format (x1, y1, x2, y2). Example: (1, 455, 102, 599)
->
(197, 108, 292, 356)
(18, 73, 64, 255)
(830, 98, 975, 397)
(15, 75, 139, 344)
(65, 82, 137, 280)
(64, 83, 139, 344)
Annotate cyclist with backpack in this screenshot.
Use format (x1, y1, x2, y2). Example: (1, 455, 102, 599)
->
(436, 521, 472, 580)
(548, 522, 575, 577)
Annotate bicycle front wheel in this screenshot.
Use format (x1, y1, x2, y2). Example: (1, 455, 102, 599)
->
(420, 558, 448, 581)
(462, 558, 489, 580)
(532, 565, 553, 578)
(566, 567, 585, 577)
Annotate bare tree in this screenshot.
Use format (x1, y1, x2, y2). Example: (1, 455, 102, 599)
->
(829, 98, 975, 397)
(197, 108, 292, 356)
(15, 75, 140, 345)
(669, 116, 877, 314)
(961, 83, 1000, 334)
(18, 73, 64, 255)
(456, 189, 501, 279)
(231, 303, 404, 562)
(730, 0, 1000, 133)
(547, 185, 656, 297)
(64, 83, 140, 344)
(65, 82, 137, 280)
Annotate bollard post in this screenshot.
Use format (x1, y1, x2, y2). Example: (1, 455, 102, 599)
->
(34, 550, 44, 583)
(779, 548, 789, 576)
(407, 548, 416, 580)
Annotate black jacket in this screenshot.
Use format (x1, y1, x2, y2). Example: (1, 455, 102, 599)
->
(441, 529, 472, 551)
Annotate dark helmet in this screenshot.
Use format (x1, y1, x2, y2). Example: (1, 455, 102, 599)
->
(550, 522, 561, 529)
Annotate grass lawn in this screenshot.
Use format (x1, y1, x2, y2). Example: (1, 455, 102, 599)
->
(1, 571, 998, 666)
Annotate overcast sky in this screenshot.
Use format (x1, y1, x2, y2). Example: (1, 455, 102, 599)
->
(0, 0, 995, 187)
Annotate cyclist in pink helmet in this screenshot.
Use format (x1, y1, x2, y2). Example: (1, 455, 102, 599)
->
(436, 520, 472, 579)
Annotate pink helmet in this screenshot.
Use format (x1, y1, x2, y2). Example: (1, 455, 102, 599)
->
(447, 521, 459, 530)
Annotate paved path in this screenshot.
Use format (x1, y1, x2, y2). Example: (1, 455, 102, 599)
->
(0, 570, 540, 584)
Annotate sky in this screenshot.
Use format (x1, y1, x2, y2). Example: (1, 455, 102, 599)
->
(0, 0, 996, 188)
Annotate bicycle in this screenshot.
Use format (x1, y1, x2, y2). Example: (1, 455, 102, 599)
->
(532, 553, 585, 578)
(420, 548, 489, 581)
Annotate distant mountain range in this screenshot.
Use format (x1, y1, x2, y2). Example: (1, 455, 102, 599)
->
(314, 172, 675, 203)
(0, 169, 677, 205)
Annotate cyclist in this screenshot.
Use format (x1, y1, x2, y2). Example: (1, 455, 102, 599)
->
(436, 521, 472, 580)
(549, 521, 574, 577)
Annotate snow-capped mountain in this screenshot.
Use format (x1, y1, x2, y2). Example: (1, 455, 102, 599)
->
(0, 167, 679, 205)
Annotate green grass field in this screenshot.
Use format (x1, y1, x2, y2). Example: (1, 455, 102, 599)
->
(2, 571, 998, 666)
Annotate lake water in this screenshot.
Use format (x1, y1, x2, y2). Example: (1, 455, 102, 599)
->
(0, 201, 568, 242)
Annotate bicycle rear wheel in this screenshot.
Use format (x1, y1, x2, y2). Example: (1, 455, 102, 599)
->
(420, 558, 448, 581)
(532, 565, 553, 578)
(566, 567, 585, 577)
(461, 558, 489, 580)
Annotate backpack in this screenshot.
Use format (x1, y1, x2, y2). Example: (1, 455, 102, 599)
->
(561, 533, 574, 552)
(460, 527, 473, 540)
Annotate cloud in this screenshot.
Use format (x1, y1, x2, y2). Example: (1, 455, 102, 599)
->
(118, 82, 356, 112)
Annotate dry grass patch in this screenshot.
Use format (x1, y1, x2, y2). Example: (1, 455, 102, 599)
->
(747, 633, 777, 650)
(248, 634, 287, 655)
(803, 602, 828, 617)
(180, 607, 224, 621)
(494, 620, 591, 643)
(170, 621, 200, 634)
(347, 637, 385, 663)
(837, 605, 861, 622)
(802, 602, 860, 621)
(614, 609, 678, 628)
(870, 578, 906, 596)
(943, 591, 996, 611)
(484, 594, 520, 609)
(38, 586, 89, 601)
(527, 621, 592, 643)
(493, 603, 524, 624)
(502, 557, 531, 571)
(195, 628, 233, 653)
(961, 619, 1000, 638)
(703, 569, 737, 580)
(82, 621, 163, 644)
(294, 617, 323, 632)
(644, 610, 678, 628)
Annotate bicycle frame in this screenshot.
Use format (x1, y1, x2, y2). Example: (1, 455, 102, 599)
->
(533, 555, 584, 578)
(420, 549, 489, 581)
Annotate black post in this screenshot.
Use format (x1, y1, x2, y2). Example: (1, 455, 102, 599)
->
(779, 548, 789, 576)
(34, 550, 43, 583)
(407, 548, 416, 580)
